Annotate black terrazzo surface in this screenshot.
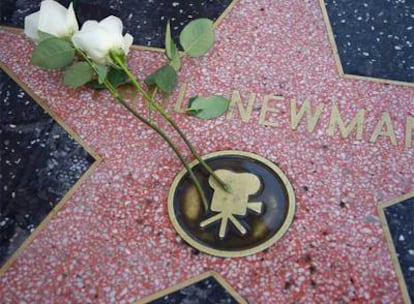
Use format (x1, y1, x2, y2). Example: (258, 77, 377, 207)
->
(0, 0, 234, 48)
(0, 68, 94, 268)
(148, 276, 240, 304)
(384, 196, 414, 302)
(323, 0, 414, 83)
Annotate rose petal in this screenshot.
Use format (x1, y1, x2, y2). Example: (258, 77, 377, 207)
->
(65, 3, 79, 33)
(72, 14, 130, 65)
(73, 28, 113, 65)
(81, 20, 99, 31)
(122, 33, 133, 55)
(99, 16, 123, 36)
(38, 0, 69, 37)
(24, 11, 40, 42)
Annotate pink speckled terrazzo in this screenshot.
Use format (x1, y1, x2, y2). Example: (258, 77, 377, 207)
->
(1, 0, 413, 303)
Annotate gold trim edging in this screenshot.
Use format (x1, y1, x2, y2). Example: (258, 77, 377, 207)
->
(318, 0, 414, 88)
(168, 150, 296, 258)
(135, 271, 247, 304)
(377, 191, 414, 304)
(0, 61, 102, 277)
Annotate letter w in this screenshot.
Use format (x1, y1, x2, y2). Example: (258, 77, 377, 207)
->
(290, 99, 324, 132)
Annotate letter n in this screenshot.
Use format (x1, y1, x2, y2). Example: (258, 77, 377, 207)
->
(226, 90, 256, 122)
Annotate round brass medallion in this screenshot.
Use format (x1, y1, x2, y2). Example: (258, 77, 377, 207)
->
(168, 151, 295, 257)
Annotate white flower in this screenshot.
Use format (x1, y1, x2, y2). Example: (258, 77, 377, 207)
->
(24, 0, 78, 42)
(71, 16, 133, 65)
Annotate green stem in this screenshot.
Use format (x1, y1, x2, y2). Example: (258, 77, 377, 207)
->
(109, 86, 209, 210)
(112, 55, 231, 192)
(78, 50, 209, 209)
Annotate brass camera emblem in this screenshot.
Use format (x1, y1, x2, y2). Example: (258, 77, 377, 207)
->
(168, 151, 296, 258)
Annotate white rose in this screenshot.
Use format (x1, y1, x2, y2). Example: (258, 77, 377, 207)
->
(71, 16, 133, 66)
(24, 0, 79, 42)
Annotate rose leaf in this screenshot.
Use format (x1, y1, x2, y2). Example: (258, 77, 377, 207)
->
(180, 18, 215, 57)
(165, 21, 181, 71)
(63, 62, 94, 87)
(144, 64, 177, 93)
(31, 37, 75, 69)
(186, 95, 229, 120)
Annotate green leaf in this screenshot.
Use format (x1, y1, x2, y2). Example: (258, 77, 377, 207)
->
(180, 18, 215, 57)
(63, 62, 93, 87)
(31, 37, 75, 69)
(107, 68, 129, 88)
(95, 64, 109, 84)
(144, 73, 156, 88)
(144, 65, 177, 93)
(187, 95, 229, 120)
(88, 67, 129, 89)
(165, 21, 181, 71)
(165, 21, 176, 59)
(38, 31, 55, 42)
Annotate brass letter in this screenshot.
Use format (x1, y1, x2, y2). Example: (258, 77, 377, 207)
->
(370, 112, 397, 145)
(327, 103, 365, 140)
(405, 115, 414, 148)
(290, 99, 324, 132)
(259, 95, 284, 127)
(173, 83, 188, 113)
(226, 90, 256, 122)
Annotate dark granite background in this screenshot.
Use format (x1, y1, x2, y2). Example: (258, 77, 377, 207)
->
(0, 68, 94, 268)
(1, 0, 412, 301)
(148, 276, 240, 304)
(323, 0, 414, 83)
(0, 0, 233, 48)
(384, 196, 414, 302)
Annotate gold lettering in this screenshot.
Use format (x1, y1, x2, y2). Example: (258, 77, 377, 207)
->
(405, 115, 414, 148)
(370, 112, 397, 145)
(259, 95, 284, 127)
(173, 83, 188, 113)
(327, 103, 365, 140)
(226, 90, 256, 122)
(290, 99, 324, 132)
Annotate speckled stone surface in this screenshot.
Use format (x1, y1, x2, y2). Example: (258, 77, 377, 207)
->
(0, 69, 94, 268)
(384, 196, 414, 301)
(323, 0, 414, 83)
(0, 0, 413, 303)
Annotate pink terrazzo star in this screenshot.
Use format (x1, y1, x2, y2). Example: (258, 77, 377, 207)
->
(0, 0, 413, 303)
